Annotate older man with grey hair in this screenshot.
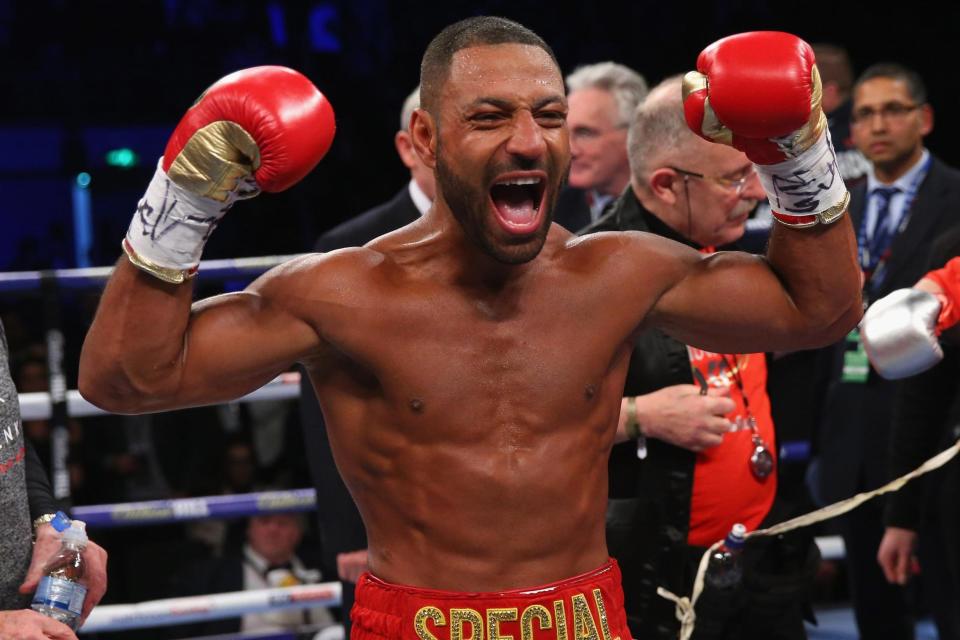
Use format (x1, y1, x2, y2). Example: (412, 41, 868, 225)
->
(553, 61, 648, 230)
(580, 76, 819, 640)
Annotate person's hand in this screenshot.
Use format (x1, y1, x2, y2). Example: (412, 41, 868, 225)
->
(18, 524, 62, 597)
(632, 385, 735, 452)
(75, 539, 108, 625)
(877, 526, 917, 585)
(19, 526, 108, 627)
(0, 609, 77, 639)
(336, 549, 369, 584)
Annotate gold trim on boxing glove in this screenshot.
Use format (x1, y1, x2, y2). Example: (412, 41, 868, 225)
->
(700, 97, 733, 146)
(782, 65, 828, 157)
(122, 238, 199, 284)
(681, 70, 708, 102)
(167, 121, 262, 203)
(682, 71, 734, 147)
(771, 190, 851, 229)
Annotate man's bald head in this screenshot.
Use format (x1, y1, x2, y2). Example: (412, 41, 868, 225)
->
(627, 75, 703, 187)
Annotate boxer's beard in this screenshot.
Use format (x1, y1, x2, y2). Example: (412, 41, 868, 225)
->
(435, 147, 561, 265)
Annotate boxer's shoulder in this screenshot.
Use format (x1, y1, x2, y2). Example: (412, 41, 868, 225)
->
(559, 228, 700, 280)
(250, 248, 392, 308)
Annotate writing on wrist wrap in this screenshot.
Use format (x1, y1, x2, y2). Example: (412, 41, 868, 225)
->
(124, 157, 259, 282)
(756, 130, 850, 228)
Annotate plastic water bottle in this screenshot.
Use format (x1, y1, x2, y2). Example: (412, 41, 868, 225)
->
(704, 523, 746, 589)
(31, 519, 89, 630)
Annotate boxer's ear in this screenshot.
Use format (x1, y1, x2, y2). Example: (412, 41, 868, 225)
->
(410, 109, 437, 170)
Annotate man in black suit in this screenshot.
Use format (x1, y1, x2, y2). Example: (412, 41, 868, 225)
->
(316, 86, 434, 251)
(172, 512, 333, 637)
(863, 227, 960, 640)
(299, 85, 434, 633)
(814, 63, 960, 640)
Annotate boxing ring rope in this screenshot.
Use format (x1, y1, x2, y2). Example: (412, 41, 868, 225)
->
(72, 488, 318, 528)
(0, 254, 303, 292)
(19, 372, 303, 421)
(81, 582, 342, 633)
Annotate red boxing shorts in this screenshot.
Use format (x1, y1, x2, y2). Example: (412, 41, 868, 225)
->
(351, 560, 631, 640)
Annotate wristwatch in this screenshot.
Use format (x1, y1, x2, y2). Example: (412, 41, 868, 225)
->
(32, 513, 58, 534)
(32, 511, 70, 537)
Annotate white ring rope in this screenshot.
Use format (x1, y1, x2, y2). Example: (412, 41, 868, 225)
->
(19, 372, 303, 420)
(80, 582, 342, 633)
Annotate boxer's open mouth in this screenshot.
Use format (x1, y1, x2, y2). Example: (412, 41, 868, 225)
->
(490, 173, 546, 235)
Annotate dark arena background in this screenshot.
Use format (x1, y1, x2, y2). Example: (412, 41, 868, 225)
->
(1, 2, 956, 639)
(1, 1, 956, 271)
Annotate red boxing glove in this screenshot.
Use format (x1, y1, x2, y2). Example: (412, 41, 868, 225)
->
(683, 32, 848, 228)
(125, 66, 335, 283)
(164, 65, 336, 199)
(683, 32, 822, 165)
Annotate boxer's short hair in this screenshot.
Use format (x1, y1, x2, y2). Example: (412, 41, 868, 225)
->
(420, 16, 558, 115)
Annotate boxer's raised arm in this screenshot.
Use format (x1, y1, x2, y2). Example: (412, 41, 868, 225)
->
(646, 32, 861, 352)
(79, 66, 335, 413)
(80, 256, 323, 413)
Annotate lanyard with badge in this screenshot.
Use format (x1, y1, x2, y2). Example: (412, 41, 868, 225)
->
(843, 156, 932, 383)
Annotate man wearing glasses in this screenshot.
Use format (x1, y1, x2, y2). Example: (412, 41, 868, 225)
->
(580, 75, 819, 640)
(814, 63, 960, 640)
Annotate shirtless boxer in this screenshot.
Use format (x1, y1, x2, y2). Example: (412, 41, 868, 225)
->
(79, 18, 861, 640)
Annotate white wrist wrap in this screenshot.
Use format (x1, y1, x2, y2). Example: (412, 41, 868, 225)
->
(124, 158, 258, 281)
(755, 130, 849, 228)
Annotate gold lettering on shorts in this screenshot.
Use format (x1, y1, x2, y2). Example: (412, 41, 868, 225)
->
(591, 589, 619, 640)
(487, 608, 518, 640)
(415, 606, 446, 640)
(520, 605, 552, 640)
(553, 600, 569, 640)
(571, 593, 601, 640)
(451, 608, 484, 640)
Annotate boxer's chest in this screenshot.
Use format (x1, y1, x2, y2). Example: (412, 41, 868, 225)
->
(321, 277, 627, 424)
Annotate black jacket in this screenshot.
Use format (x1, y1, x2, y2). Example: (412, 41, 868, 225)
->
(581, 190, 716, 638)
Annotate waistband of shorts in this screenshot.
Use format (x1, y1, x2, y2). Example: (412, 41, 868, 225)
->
(359, 559, 621, 600)
(351, 559, 629, 640)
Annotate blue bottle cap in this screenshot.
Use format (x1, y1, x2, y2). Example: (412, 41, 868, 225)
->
(50, 511, 72, 533)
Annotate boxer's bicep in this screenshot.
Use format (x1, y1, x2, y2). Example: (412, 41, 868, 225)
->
(648, 251, 807, 353)
(177, 285, 322, 406)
